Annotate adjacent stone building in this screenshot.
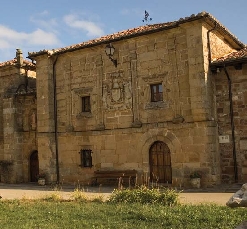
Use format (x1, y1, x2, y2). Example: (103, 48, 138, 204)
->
(0, 49, 36, 183)
(1, 12, 247, 187)
(211, 48, 247, 184)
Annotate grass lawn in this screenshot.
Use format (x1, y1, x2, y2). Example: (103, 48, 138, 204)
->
(0, 200, 246, 228)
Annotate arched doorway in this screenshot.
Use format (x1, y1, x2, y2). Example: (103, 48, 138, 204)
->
(30, 150, 39, 182)
(149, 141, 172, 183)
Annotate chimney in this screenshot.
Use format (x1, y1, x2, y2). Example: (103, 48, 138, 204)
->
(16, 48, 23, 66)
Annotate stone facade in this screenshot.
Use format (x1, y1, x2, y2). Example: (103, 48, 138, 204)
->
(27, 12, 245, 188)
(0, 50, 36, 183)
(1, 12, 246, 187)
(215, 64, 247, 183)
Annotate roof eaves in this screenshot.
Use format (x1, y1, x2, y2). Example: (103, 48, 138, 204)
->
(203, 15, 245, 49)
(211, 47, 247, 67)
(28, 11, 245, 58)
(28, 49, 54, 59)
(211, 57, 247, 67)
(53, 23, 180, 56)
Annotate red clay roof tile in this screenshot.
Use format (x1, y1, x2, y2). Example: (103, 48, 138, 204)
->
(212, 47, 247, 64)
(28, 12, 245, 58)
(0, 58, 35, 68)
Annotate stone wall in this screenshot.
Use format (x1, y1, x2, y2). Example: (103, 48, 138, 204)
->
(0, 61, 37, 183)
(35, 55, 58, 183)
(215, 64, 247, 183)
(16, 95, 37, 182)
(0, 66, 24, 162)
(51, 121, 218, 187)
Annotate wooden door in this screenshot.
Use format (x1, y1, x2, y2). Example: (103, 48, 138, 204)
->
(149, 141, 172, 183)
(30, 151, 39, 182)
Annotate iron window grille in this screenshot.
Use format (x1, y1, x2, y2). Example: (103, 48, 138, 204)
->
(150, 83, 163, 102)
(79, 149, 93, 167)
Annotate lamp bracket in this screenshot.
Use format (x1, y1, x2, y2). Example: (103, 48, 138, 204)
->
(108, 56, 117, 67)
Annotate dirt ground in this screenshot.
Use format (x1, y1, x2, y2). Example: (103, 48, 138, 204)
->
(0, 183, 236, 205)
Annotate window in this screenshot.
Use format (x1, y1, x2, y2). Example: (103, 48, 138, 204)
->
(81, 96, 91, 112)
(79, 149, 93, 167)
(150, 83, 163, 102)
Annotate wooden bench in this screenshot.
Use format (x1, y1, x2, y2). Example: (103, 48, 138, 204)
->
(91, 170, 137, 186)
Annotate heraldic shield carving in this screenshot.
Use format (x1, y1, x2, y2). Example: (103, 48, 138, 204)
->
(103, 71, 132, 110)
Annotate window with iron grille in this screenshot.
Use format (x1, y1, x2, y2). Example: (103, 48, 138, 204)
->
(150, 83, 163, 102)
(81, 96, 91, 112)
(79, 149, 92, 167)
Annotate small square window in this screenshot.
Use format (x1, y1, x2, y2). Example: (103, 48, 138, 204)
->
(80, 149, 93, 167)
(81, 96, 91, 112)
(150, 83, 163, 102)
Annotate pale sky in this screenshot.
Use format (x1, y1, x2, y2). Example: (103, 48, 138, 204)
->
(0, 0, 246, 62)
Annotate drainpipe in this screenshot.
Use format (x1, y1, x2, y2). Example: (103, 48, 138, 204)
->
(223, 66, 238, 183)
(52, 55, 60, 183)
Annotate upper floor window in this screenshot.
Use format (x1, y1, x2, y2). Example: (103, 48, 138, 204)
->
(82, 96, 91, 112)
(150, 83, 163, 102)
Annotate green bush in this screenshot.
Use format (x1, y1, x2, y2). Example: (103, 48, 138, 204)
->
(107, 186, 179, 206)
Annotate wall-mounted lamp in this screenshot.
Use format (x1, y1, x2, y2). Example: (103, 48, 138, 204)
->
(105, 43, 117, 67)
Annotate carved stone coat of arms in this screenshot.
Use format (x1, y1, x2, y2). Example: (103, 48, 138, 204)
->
(103, 72, 132, 110)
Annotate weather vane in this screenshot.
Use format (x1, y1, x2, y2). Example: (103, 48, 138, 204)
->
(142, 10, 152, 24)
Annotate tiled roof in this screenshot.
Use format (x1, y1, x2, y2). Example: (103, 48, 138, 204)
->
(0, 58, 35, 68)
(212, 47, 247, 65)
(28, 11, 245, 58)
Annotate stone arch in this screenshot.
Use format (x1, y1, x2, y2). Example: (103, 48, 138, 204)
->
(137, 129, 182, 181)
(149, 141, 172, 183)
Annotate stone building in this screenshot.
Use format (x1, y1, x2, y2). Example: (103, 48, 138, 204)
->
(211, 48, 247, 184)
(0, 49, 36, 183)
(1, 12, 247, 187)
